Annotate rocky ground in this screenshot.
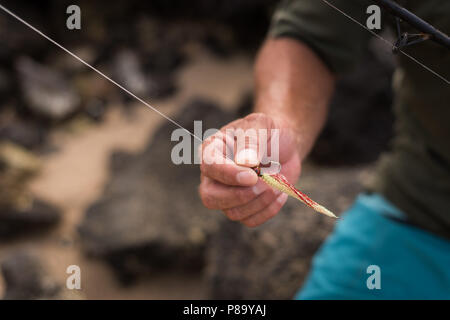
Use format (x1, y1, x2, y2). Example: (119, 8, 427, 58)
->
(0, 0, 394, 299)
(0, 49, 254, 299)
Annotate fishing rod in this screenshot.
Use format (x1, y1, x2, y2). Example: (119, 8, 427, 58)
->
(373, 0, 450, 51)
(320, 0, 449, 83)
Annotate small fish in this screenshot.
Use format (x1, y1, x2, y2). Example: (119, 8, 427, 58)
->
(253, 163, 337, 218)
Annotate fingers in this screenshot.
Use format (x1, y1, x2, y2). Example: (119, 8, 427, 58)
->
(235, 147, 259, 168)
(199, 173, 288, 226)
(200, 156, 258, 186)
(233, 127, 260, 168)
(241, 193, 288, 228)
(228, 113, 270, 168)
(200, 113, 282, 186)
(198, 112, 294, 228)
(200, 130, 258, 186)
(199, 177, 271, 210)
(223, 187, 282, 221)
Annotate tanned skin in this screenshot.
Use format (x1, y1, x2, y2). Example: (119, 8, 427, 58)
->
(199, 38, 335, 227)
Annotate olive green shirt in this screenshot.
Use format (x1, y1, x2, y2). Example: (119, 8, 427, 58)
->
(270, 0, 450, 238)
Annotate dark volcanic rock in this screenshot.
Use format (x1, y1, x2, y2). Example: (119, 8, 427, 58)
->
(0, 3, 49, 61)
(0, 68, 9, 99)
(0, 141, 42, 209)
(1, 249, 60, 300)
(144, 0, 276, 18)
(144, 45, 186, 76)
(0, 119, 46, 150)
(15, 57, 80, 121)
(79, 98, 235, 283)
(84, 98, 107, 123)
(112, 49, 149, 97)
(147, 74, 177, 100)
(0, 199, 61, 240)
(112, 49, 177, 101)
(143, 0, 276, 50)
(205, 164, 368, 299)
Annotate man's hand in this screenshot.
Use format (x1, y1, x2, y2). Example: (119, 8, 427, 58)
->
(198, 113, 301, 227)
(199, 38, 335, 228)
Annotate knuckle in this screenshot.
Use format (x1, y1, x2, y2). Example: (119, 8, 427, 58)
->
(235, 188, 253, 204)
(243, 219, 259, 228)
(198, 180, 208, 195)
(219, 170, 230, 185)
(200, 192, 215, 209)
(216, 197, 230, 210)
(261, 191, 276, 207)
(267, 203, 281, 218)
(199, 162, 209, 177)
(200, 196, 211, 209)
(245, 112, 265, 122)
(224, 208, 241, 221)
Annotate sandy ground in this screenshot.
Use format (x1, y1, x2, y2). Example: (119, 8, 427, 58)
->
(0, 48, 253, 299)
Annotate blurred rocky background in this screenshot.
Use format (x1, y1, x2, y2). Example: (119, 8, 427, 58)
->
(0, 0, 394, 299)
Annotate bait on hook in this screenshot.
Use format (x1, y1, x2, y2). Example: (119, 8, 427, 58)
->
(253, 161, 337, 219)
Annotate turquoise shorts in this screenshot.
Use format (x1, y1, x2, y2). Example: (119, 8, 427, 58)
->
(296, 193, 450, 300)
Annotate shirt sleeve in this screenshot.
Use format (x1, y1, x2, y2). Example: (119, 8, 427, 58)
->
(269, 0, 373, 74)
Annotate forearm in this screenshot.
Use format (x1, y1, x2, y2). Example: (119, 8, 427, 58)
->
(254, 38, 335, 161)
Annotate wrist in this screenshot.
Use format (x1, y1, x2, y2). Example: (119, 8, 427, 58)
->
(259, 111, 306, 162)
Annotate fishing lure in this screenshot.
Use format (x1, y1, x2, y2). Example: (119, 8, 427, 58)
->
(253, 162, 337, 218)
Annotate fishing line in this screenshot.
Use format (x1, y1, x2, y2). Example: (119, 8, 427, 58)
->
(1, 1, 447, 144)
(320, 0, 450, 85)
(0, 3, 204, 142)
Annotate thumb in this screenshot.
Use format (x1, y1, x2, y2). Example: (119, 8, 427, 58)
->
(234, 128, 263, 168)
